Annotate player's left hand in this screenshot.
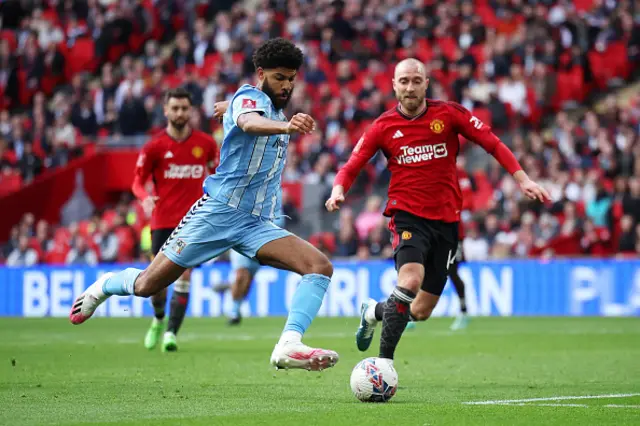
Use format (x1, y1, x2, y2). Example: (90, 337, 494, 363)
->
(142, 196, 159, 217)
(325, 186, 345, 212)
(519, 179, 551, 203)
(213, 101, 229, 122)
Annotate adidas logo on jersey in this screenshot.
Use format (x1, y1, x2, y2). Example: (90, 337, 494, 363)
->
(164, 151, 174, 159)
(392, 130, 404, 139)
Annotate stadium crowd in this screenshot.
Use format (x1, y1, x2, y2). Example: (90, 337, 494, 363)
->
(1, 0, 639, 265)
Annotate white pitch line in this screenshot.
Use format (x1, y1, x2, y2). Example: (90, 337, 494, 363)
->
(487, 403, 589, 407)
(604, 405, 640, 409)
(463, 393, 640, 405)
(525, 404, 589, 408)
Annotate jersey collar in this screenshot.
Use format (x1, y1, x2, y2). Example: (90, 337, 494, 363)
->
(165, 128, 192, 143)
(396, 101, 429, 121)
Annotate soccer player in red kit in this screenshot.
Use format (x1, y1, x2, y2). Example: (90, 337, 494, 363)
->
(132, 88, 218, 352)
(325, 58, 549, 363)
(407, 164, 472, 332)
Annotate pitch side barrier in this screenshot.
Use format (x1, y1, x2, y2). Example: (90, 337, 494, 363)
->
(1, 259, 639, 317)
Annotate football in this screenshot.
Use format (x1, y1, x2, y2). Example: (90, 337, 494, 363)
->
(350, 357, 398, 403)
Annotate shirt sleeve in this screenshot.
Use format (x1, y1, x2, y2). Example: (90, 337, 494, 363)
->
(451, 102, 522, 175)
(230, 86, 270, 126)
(334, 123, 381, 193)
(132, 141, 156, 200)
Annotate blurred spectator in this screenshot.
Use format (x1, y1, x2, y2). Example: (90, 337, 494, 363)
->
(118, 89, 148, 136)
(33, 220, 53, 254)
(623, 177, 640, 224)
(71, 96, 99, 137)
(172, 31, 195, 70)
(2, 226, 20, 260)
(618, 215, 636, 253)
(586, 183, 612, 227)
(335, 208, 359, 257)
(6, 235, 39, 266)
(65, 235, 98, 266)
(498, 64, 528, 116)
(355, 195, 383, 241)
(304, 152, 335, 188)
(17, 143, 43, 184)
(94, 220, 119, 263)
(365, 219, 393, 258)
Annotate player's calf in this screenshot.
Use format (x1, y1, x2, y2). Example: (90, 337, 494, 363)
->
(257, 235, 338, 369)
(409, 291, 440, 321)
(377, 260, 422, 360)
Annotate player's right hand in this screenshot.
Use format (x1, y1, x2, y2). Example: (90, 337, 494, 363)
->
(213, 101, 229, 123)
(142, 196, 159, 217)
(325, 187, 345, 212)
(286, 113, 315, 135)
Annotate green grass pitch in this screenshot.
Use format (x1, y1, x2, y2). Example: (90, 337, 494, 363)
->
(1, 317, 639, 425)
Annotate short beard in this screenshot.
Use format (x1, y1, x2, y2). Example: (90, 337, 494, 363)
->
(397, 94, 425, 115)
(263, 78, 291, 110)
(169, 120, 187, 131)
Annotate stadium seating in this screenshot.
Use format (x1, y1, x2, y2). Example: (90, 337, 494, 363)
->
(0, 0, 639, 264)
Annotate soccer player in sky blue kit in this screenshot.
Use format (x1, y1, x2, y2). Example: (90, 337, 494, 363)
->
(212, 99, 286, 327)
(70, 38, 339, 371)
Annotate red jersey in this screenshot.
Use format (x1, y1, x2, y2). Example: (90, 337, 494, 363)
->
(335, 101, 522, 223)
(133, 130, 218, 230)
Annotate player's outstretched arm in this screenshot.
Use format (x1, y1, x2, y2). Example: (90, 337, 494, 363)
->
(132, 145, 159, 217)
(454, 105, 550, 203)
(237, 112, 315, 136)
(326, 130, 380, 212)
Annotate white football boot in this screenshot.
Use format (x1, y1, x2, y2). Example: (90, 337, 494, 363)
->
(270, 342, 339, 371)
(69, 273, 114, 324)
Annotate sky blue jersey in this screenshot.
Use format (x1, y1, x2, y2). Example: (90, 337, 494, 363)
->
(203, 85, 289, 220)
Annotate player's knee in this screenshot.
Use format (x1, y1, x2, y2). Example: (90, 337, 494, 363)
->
(398, 274, 422, 294)
(308, 254, 333, 278)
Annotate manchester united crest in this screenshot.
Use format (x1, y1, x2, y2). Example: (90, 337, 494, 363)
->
(430, 119, 445, 134)
(192, 146, 203, 158)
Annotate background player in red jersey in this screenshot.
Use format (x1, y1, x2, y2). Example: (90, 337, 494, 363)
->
(132, 88, 218, 352)
(326, 58, 550, 364)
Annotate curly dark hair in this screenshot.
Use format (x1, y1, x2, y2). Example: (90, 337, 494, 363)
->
(252, 38, 304, 71)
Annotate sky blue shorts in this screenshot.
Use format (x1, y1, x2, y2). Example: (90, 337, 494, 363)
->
(229, 216, 286, 275)
(161, 195, 291, 269)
